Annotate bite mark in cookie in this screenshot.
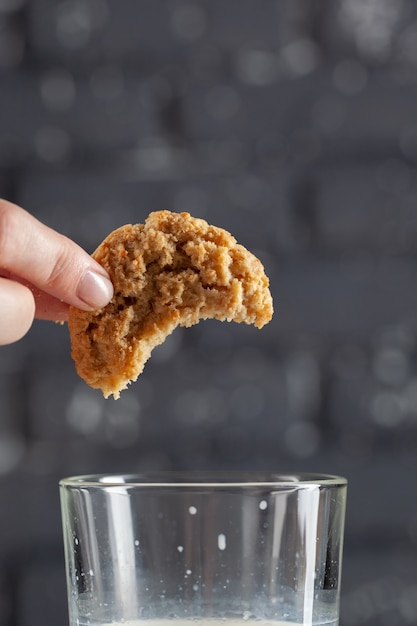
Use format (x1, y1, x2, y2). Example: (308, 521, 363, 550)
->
(68, 211, 274, 398)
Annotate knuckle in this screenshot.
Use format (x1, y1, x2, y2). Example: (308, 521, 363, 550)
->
(0, 200, 17, 268)
(0, 278, 35, 345)
(45, 238, 75, 289)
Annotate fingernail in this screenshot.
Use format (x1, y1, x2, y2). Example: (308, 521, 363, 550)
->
(77, 270, 114, 310)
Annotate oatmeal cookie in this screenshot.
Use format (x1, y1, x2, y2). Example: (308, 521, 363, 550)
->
(68, 211, 273, 398)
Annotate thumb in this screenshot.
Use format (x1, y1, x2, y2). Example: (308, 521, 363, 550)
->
(0, 200, 113, 310)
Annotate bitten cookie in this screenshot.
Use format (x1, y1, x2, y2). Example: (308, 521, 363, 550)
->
(68, 211, 274, 398)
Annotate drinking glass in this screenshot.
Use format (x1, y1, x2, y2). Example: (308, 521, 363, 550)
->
(60, 472, 347, 626)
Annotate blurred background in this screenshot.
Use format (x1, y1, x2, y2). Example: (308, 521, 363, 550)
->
(1, 0, 417, 624)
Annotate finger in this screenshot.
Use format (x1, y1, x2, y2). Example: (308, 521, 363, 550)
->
(0, 200, 113, 310)
(7, 276, 72, 321)
(0, 277, 35, 345)
(4, 274, 80, 321)
(31, 285, 70, 322)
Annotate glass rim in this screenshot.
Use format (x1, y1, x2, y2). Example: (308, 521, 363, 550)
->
(60, 471, 347, 489)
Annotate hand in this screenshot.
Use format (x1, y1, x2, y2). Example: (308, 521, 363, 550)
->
(0, 199, 114, 345)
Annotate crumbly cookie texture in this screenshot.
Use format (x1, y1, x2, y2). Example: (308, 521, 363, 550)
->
(68, 211, 273, 399)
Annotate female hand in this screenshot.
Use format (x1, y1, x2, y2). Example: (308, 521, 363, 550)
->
(0, 199, 114, 345)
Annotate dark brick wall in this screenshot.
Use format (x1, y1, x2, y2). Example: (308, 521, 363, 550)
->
(1, 1, 417, 624)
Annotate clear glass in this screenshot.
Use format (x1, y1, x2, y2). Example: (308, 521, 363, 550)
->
(60, 472, 347, 626)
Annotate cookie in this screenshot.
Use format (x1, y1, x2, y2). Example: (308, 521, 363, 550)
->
(68, 211, 273, 398)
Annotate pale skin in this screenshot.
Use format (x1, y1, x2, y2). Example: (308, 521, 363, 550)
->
(0, 199, 114, 345)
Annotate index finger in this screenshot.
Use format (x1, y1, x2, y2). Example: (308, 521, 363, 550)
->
(0, 200, 113, 311)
